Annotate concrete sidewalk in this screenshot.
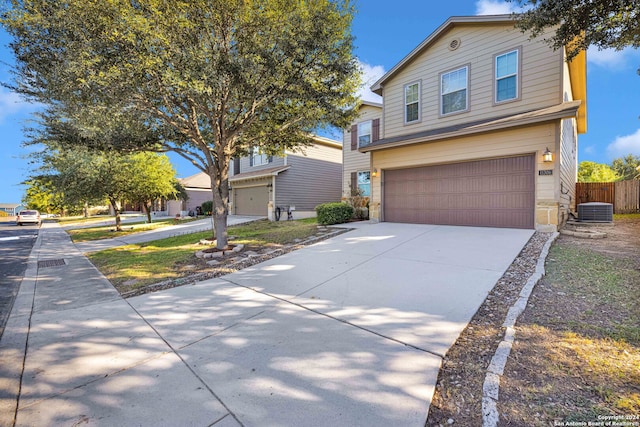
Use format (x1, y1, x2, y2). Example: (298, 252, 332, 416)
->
(0, 220, 533, 426)
(75, 215, 263, 253)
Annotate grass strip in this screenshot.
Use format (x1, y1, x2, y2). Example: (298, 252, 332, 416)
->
(89, 219, 319, 289)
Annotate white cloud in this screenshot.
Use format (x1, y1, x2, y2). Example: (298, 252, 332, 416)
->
(607, 128, 640, 158)
(475, 0, 517, 15)
(357, 60, 385, 103)
(587, 46, 640, 71)
(0, 88, 39, 123)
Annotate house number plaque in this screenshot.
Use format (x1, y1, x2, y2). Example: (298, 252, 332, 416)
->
(538, 170, 553, 176)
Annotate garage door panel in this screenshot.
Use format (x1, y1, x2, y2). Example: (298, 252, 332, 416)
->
(235, 186, 269, 216)
(383, 155, 535, 229)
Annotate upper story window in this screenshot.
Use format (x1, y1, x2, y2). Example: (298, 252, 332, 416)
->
(357, 120, 372, 147)
(250, 148, 271, 166)
(441, 66, 468, 115)
(404, 81, 421, 123)
(495, 49, 519, 103)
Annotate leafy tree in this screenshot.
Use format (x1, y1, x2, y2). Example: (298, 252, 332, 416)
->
(127, 152, 182, 224)
(23, 177, 65, 214)
(611, 154, 640, 180)
(508, 0, 640, 62)
(28, 144, 180, 230)
(2, 0, 360, 248)
(578, 161, 620, 182)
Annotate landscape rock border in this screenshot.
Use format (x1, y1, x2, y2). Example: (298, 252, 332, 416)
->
(481, 232, 559, 427)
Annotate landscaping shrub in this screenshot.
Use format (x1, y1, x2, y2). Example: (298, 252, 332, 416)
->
(201, 200, 213, 216)
(315, 202, 353, 225)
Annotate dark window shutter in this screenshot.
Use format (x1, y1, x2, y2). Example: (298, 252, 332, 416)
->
(372, 119, 380, 142)
(249, 151, 254, 167)
(233, 158, 240, 175)
(268, 155, 273, 163)
(350, 172, 357, 195)
(350, 125, 357, 150)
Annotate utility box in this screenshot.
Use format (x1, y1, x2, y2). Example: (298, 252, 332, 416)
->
(577, 202, 613, 222)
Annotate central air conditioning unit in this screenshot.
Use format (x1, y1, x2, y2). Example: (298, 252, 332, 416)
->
(577, 202, 613, 222)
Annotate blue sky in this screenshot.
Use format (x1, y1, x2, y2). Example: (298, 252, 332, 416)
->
(1, 0, 639, 204)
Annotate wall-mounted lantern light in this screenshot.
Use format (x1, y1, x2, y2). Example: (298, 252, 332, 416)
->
(543, 147, 553, 163)
(372, 168, 378, 177)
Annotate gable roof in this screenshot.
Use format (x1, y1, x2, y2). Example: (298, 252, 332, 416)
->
(371, 15, 516, 95)
(369, 14, 587, 134)
(179, 172, 211, 189)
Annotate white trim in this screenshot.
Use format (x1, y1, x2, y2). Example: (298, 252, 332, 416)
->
(404, 81, 421, 124)
(440, 65, 469, 116)
(494, 48, 520, 103)
(357, 120, 372, 147)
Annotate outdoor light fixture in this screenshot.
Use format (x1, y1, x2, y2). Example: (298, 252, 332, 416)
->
(372, 168, 378, 177)
(543, 147, 553, 163)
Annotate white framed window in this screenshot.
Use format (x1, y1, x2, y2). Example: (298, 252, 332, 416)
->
(250, 148, 271, 166)
(404, 81, 420, 123)
(440, 66, 468, 115)
(495, 49, 519, 103)
(357, 171, 371, 197)
(357, 120, 372, 147)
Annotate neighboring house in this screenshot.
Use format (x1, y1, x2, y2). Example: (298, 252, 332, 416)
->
(169, 135, 343, 220)
(344, 15, 586, 231)
(0, 203, 23, 216)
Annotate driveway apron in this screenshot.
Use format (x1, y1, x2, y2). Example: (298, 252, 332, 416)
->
(2, 221, 533, 426)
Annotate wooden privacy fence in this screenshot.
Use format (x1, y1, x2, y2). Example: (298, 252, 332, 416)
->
(576, 180, 640, 213)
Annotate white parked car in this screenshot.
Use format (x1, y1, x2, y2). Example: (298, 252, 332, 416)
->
(16, 210, 41, 226)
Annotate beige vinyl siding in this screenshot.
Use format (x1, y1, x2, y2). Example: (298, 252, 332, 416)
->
(343, 105, 381, 196)
(382, 23, 563, 139)
(239, 153, 285, 174)
(277, 144, 342, 211)
(559, 118, 578, 215)
(368, 123, 559, 229)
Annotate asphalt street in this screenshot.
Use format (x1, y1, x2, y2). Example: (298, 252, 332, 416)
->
(0, 220, 39, 339)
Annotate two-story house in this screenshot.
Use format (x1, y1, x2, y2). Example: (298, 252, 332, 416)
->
(171, 135, 343, 220)
(344, 15, 587, 231)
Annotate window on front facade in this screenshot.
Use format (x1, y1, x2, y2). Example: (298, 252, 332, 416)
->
(441, 66, 468, 115)
(250, 148, 271, 166)
(357, 171, 371, 197)
(357, 120, 372, 147)
(496, 50, 518, 102)
(404, 82, 420, 123)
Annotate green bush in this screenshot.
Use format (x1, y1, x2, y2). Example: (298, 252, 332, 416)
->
(201, 201, 213, 216)
(315, 202, 353, 225)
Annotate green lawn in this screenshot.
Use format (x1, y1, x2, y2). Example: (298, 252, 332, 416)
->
(67, 217, 199, 242)
(89, 218, 319, 291)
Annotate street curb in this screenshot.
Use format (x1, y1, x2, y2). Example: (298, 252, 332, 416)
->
(481, 231, 559, 427)
(0, 228, 42, 427)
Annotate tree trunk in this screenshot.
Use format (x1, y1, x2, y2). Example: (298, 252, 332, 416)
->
(208, 161, 230, 250)
(83, 201, 89, 218)
(109, 197, 123, 231)
(144, 201, 152, 223)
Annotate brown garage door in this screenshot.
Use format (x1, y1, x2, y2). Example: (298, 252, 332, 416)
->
(384, 155, 535, 229)
(234, 186, 269, 216)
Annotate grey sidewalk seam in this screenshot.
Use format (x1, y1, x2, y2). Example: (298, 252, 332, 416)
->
(481, 231, 558, 427)
(0, 228, 43, 427)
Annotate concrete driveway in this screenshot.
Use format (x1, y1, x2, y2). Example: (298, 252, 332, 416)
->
(128, 222, 533, 426)
(3, 221, 533, 426)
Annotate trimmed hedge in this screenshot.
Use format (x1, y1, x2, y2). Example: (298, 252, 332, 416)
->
(315, 202, 354, 225)
(201, 201, 213, 216)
